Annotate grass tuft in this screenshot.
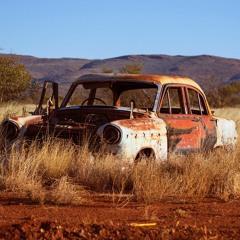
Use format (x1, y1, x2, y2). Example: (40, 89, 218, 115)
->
(46, 176, 82, 205)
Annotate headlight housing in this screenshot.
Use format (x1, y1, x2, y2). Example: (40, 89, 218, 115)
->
(103, 125, 121, 144)
(2, 121, 20, 141)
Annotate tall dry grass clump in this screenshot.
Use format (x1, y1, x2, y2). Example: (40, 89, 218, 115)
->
(34, 139, 75, 181)
(132, 145, 240, 203)
(133, 159, 178, 203)
(47, 176, 82, 205)
(71, 145, 133, 194)
(0, 145, 45, 202)
(0, 139, 86, 204)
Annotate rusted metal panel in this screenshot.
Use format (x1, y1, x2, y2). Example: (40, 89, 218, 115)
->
(98, 118, 168, 162)
(163, 115, 202, 153)
(2, 115, 43, 148)
(77, 74, 203, 93)
(158, 114, 218, 153)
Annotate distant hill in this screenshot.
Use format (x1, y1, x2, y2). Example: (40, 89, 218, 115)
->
(1, 53, 240, 93)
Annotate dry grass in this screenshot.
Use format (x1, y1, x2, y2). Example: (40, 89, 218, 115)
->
(0, 102, 36, 121)
(35, 139, 75, 181)
(46, 176, 83, 205)
(72, 151, 133, 193)
(0, 140, 85, 204)
(0, 146, 46, 203)
(132, 146, 240, 204)
(0, 104, 240, 204)
(1, 140, 239, 204)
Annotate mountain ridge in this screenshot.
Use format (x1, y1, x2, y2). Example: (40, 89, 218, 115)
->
(1, 53, 240, 92)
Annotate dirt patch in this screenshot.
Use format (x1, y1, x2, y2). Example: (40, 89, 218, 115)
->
(0, 192, 240, 239)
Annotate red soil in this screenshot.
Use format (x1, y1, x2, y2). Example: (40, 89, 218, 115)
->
(0, 191, 240, 239)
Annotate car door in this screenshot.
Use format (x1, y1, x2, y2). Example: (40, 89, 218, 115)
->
(34, 81, 59, 115)
(185, 87, 217, 151)
(158, 85, 203, 154)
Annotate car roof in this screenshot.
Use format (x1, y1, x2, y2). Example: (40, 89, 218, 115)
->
(77, 73, 203, 93)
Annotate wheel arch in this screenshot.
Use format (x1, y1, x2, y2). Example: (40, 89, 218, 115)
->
(135, 147, 156, 161)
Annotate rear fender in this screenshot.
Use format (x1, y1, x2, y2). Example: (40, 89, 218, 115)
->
(214, 117, 238, 148)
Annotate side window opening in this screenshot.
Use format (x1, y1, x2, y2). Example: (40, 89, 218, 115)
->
(160, 89, 170, 113)
(160, 87, 185, 114)
(188, 88, 208, 115)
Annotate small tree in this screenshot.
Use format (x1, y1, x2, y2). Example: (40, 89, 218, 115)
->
(120, 62, 143, 74)
(0, 56, 32, 102)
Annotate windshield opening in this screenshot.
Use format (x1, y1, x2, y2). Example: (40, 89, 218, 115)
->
(65, 81, 158, 110)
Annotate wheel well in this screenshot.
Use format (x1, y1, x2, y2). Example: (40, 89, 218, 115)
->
(135, 148, 155, 161)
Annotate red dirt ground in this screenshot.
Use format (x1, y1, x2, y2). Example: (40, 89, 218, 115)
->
(1, 191, 240, 239)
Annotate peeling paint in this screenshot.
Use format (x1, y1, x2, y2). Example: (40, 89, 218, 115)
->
(214, 116, 238, 148)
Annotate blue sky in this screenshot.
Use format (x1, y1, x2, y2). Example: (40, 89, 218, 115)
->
(1, 0, 240, 60)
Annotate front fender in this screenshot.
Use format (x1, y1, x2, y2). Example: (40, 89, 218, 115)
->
(2, 115, 43, 144)
(98, 118, 168, 162)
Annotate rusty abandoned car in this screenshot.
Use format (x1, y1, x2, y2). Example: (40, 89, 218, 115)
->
(2, 74, 238, 162)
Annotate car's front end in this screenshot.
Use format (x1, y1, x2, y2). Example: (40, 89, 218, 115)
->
(2, 115, 44, 148)
(98, 116, 168, 162)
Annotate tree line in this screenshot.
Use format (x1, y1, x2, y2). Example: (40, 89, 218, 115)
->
(206, 81, 240, 107)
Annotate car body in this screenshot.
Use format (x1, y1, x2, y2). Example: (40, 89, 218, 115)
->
(2, 74, 238, 162)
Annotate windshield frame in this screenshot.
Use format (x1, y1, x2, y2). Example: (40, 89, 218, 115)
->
(61, 78, 161, 112)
